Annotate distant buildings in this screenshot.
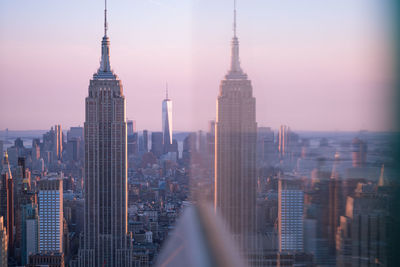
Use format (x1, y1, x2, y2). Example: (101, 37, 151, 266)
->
(336, 183, 388, 267)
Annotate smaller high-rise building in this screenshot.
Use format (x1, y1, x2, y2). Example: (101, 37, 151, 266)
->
(143, 130, 149, 153)
(151, 132, 163, 157)
(127, 120, 136, 137)
(139, 130, 149, 154)
(54, 125, 63, 161)
(21, 203, 39, 265)
(67, 127, 84, 142)
(0, 152, 13, 255)
(38, 177, 63, 253)
(278, 125, 290, 158)
(278, 177, 304, 252)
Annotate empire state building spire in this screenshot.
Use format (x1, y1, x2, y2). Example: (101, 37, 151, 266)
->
(96, 0, 114, 77)
(226, 0, 247, 80)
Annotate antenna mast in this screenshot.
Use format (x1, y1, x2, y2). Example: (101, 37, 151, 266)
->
(104, 0, 108, 36)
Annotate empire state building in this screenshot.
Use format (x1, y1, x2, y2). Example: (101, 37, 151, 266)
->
(214, 0, 257, 249)
(79, 2, 132, 266)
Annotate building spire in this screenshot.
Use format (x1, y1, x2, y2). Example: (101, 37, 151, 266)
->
(104, 0, 108, 36)
(166, 82, 169, 99)
(226, 0, 246, 79)
(233, 0, 237, 38)
(98, 0, 112, 75)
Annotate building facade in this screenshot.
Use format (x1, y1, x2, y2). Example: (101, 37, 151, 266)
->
(278, 178, 304, 252)
(38, 178, 63, 253)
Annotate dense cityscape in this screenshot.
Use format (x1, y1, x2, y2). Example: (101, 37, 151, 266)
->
(0, 1, 398, 267)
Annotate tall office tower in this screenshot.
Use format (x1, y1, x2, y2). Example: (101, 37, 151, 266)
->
(151, 132, 164, 157)
(21, 203, 39, 265)
(0, 152, 13, 255)
(257, 127, 275, 165)
(139, 130, 149, 154)
(38, 178, 63, 253)
(214, 1, 257, 249)
(54, 125, 63, 160)
(352, 137, 367, 167)
(143, 130, 149, 153)
(278, 125, 290, 158)
(207, 120, 216, 156)
(14, 157, 28, 256)
(80, 2, 131, 266)
(67, 127, 84, 141)
(278, 178, 304, 252)
(127, 120, 136, 136)
(0, 217, 7, 267)
(327, 152, 343, 260)
(162, 88, 173, 149)
(127, 133, 138, 156)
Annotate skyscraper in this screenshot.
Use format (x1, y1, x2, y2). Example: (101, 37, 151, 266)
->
(127, 120, 136, 137)
(0, 217, 7, 267)
(151, 132, 163, 158)
(278, 178, 304, 252)
(278, 125, 290, 158)
(214, 0, 257, 249)
(38, 177, 63, 253)
(162, 86, 173, 150)
(53, 125, 63, 161)
(21, 203, 39, 266)
(0, 152, 13, 256)
(79, 2, 131, 266)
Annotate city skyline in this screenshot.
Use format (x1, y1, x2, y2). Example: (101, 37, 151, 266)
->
(0, 0, 394, 132)
(0, 1, 397, 266)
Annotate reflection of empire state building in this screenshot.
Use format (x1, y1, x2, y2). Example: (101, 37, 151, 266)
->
(78, 2, 132, 266)
(214, 0, 257, 248)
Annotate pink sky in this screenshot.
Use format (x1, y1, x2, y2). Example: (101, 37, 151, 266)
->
(0, 0, 395, 132)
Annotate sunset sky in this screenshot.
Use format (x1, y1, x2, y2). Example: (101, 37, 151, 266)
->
(0, 0, 394, 132)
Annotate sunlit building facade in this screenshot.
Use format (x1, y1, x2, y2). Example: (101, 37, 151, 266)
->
(278, 178, 304, 252)
(38, 178, 63, 253)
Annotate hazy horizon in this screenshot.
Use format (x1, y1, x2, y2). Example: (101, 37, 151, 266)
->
(0, 0, 395, 132)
